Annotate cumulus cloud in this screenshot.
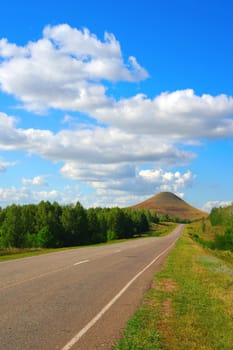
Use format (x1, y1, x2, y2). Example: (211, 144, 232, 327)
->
(0, 113, 195, 166)
(138, 169, 194, 193)
(0, 185, 91, 207)
(22, 175, 49, 187)
(0, 167, 195, 208)
(60, 161, 194, 198)
(0, 38, 27, 57)
(94, 89, 233, 139)
(0, 111, 196, 204)
(0, 24, 148, 113)
(0, 112, 27, 150)
(202, 200, 232, 212)
(1, 25, 233, 142)
(0, 186, 60, 205)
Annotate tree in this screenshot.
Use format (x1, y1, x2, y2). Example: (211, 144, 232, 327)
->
(86, 208, 104, 243)
(74, 202, 89, 245)
(21, 204, 37, 234)
(61, 205, 79, 246)
(0, 205, 25, 247)
(35, 201, 62, 247)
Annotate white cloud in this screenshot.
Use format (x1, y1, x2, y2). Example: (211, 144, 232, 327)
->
(0, 24, 148, 113)
(139, 169, 194, 193)
(0, 38, 27, 57)
(0, 185, 187, 208)
(43, 24, 148, 82)
(0, 187, 48, 204)
(0, 113, 195, 166)
(22, 175, 49, 187)
(0, 111, 197, 206)
(0, 112, 27, 150)
(0, 186, 60, 206)
(0, 187, 30, 204)
(94, 89, 233, 139)
(60, 162, 195, 199)
(0, 185, 87, 207)
(60, 163, 136, 182)
(202, 200, 232, 212)
(1, 25, 233, 142)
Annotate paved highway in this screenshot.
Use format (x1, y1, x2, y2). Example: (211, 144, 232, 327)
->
(0, 225, 183, 350)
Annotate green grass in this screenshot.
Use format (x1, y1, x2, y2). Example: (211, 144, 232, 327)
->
(113, 224, 233, 350)
(0, 247, 75, 261)
(148, 222, 178, 237)
(0, 222, 175, 261)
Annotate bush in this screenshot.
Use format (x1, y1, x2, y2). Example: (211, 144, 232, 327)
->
(214, 226, 233, 251)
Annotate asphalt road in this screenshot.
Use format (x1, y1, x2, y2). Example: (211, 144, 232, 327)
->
(0, 225, 183, 350)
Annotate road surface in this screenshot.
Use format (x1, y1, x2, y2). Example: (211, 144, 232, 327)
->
(0, 224, 183, 350)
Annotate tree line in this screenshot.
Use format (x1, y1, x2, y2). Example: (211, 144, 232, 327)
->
(0, 201, 159, 248)
(209, 204, 233, 251)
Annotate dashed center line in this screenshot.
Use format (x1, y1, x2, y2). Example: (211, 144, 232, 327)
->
(1, 259, 90, 290)
(73, 259, 90, 266)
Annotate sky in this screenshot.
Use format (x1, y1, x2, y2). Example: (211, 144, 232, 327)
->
(0, 0, 233, 211)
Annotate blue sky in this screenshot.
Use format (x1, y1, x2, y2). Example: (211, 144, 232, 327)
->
(0, 0, 233, 211)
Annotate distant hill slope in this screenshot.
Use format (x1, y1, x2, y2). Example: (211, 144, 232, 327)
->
(131, 192, 207, 220)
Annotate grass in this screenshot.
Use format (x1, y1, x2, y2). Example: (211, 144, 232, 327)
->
(186, 219, 224, 241)
(0, 247, 75, 261)
(0, 222, 176, 261)
(113, 223, 233, 350)
(148, 222, 178, 237)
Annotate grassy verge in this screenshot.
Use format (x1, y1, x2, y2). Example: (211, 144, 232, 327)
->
(113, 224, 233, 350)
(0, 247, 75, 261)
(0, 222, 176, 261)
(148, 222, 178, 237)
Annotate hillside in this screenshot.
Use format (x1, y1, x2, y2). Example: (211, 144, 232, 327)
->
(131, 192, 207, 220)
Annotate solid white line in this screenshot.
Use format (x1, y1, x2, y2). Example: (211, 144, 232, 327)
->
(61, 237, 180, 350)
(73, 259, 90, 266)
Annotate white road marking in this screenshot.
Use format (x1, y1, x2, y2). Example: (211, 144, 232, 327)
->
(1, 265, 71, 290)
(73, 259, 90, 266)
(61, 237, 180, 350)
(1, 260, 90, 290)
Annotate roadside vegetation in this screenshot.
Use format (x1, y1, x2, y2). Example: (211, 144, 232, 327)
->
(113, 205, 233, 350)
(148, 221, 178, 237)
(189, 204, 233, 252)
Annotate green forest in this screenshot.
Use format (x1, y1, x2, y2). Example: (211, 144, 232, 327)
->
(0, 201, 159, 249)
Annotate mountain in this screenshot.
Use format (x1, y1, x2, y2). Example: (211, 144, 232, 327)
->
(131, 192, 207, 220)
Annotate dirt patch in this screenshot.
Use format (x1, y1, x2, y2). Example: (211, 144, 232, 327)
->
(152, 278, 178, 293)
(162, 298, 172, 317)
(157, 297, 176, 349)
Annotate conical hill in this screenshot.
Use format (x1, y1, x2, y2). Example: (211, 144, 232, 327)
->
(131, 192, 207, 220)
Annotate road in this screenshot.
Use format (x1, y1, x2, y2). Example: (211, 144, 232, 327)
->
(0, 225, 183, 350)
